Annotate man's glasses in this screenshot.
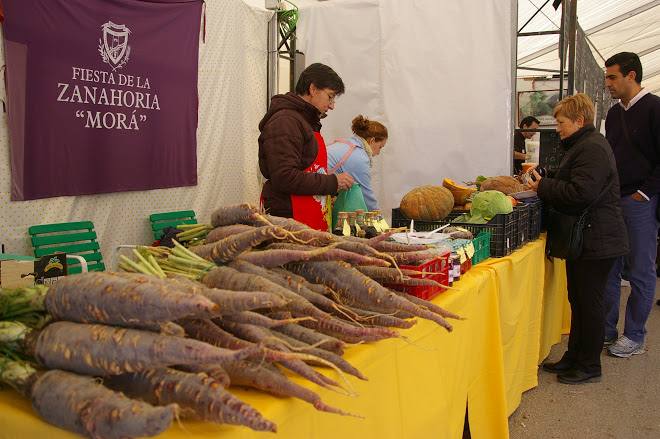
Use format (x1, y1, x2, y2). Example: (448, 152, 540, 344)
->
(322, 90, 337, 103)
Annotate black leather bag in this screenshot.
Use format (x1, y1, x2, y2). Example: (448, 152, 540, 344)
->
(545, 208, 590, 260)
(545, 181, 613, 260)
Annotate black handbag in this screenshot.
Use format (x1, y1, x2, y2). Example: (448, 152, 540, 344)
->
(618, 109, 660, 220)
(545, 180, 614, 260)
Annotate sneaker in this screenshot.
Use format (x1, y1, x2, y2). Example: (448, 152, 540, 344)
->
(603, 335, 617, 347)
(607, 336, 645, 358)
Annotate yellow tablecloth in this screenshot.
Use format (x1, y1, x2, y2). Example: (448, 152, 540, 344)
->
(0, 237, 569, 439)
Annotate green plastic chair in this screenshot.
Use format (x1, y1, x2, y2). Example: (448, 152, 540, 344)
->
(28, 221, 105, 274)
(149, 210, 197, 240)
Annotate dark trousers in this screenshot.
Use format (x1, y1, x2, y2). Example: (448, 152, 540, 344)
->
(562, 257, 616, 374)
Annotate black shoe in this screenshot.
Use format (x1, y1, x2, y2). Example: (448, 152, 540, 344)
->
(656, 299, 660, 306)
(557, 369, 601, 385)
(542, 359, 574, 374)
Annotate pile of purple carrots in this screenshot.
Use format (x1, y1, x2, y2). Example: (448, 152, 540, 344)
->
(0, 204, 460, 439)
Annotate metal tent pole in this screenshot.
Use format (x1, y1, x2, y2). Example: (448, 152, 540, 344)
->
(266, 1, 280, 109)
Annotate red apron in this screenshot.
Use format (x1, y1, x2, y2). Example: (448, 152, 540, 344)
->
(290, 132, 330, 231)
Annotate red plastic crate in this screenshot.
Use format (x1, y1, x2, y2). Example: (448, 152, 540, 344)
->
(384, 252, 451, 300)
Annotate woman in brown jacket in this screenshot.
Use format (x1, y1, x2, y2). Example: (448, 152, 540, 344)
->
(258, 63, 354, 230)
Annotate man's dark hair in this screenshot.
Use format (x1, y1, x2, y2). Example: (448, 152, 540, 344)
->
(605, 52, 643, 84)
(519, 116, 540, 129)
(295, 63, 345, 96)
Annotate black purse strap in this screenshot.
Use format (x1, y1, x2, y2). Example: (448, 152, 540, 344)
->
(585, 178, 614, 213)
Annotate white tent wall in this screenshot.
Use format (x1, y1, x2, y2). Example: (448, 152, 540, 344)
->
(296, 0, 515, 221)
(0, 1, 272, 263)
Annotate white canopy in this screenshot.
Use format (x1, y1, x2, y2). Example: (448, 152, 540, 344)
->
(517, 0, 660, 94)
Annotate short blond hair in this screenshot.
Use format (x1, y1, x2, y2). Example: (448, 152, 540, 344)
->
(553, 93, 595, 124)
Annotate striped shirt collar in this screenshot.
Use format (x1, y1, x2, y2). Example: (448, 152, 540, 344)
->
(619, 88, 649, 111)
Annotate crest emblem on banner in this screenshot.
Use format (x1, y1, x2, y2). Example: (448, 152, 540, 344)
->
(98, 21, 131, 70)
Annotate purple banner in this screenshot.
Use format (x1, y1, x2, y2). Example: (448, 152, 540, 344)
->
(2, 0, 202, 200)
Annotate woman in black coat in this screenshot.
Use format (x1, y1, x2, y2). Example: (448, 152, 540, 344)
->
(528, 93, 629, 384)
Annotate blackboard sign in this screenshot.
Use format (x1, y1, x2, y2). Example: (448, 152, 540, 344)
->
(539, 131, 564, 177)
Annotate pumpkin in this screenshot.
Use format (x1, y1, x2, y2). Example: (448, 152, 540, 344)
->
(443, 178, 477, 205)
(479, 176, 525, 195)
(400, 185, 454, 221)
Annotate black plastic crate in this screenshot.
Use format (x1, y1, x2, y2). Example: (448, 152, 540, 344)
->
(512, 204, 529, 249)
(391, 208, 516, 257)
(521, 199, 543, 240)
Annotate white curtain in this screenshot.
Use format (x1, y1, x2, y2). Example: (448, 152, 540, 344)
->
(296, 0, 514, 220)
(0, 1, 272, 263)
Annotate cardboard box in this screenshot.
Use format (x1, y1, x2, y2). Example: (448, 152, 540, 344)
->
(0, 259, 36, 288)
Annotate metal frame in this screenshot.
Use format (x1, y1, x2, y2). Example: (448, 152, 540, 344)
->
(266, 1, 301, 107)
(518, 0, 660, 66)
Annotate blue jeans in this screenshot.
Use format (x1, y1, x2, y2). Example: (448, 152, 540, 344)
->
(604, 195, 659, 344)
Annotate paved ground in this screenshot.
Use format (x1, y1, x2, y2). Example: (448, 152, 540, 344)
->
(509, 284, 660, 439)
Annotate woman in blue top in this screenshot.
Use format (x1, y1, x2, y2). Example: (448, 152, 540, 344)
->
(327, 115, 388, 210)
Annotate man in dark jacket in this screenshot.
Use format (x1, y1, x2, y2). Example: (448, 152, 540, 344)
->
(602, 52, 660, 358)
(258, 63, 354, 228)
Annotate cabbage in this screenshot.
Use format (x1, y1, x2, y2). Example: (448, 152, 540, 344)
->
(452, 190, 512, 224)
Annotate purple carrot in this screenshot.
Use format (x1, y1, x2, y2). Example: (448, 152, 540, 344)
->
(216, 319, 341, 390)
(178, 318, 329, 368)
(229, 260, 350, 317)
(27, 321, 256, 376)
(273, 322, 345, 356)
(211, 203, 266, 227)
(104, 368, 277, 432)
(391, 290, 462, 320)
(265, 242, 390, 266)
(206, 224, 257, 243)
(177, 363, 231, 387)
(31, 369, 177, 439)
(202, 266, 399, 342)
(190, 226, 297, 263)
(45, 272, 221, 329)
(269, 330, 368, 380)
(223, 311, 308, 328)
(288, 261, 454, 331)
(236, 246, 338, 268)
(222, 359, 358, 416)
(346, 307, 417, 329)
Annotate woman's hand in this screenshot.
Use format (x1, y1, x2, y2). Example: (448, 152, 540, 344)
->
(336, 173, 355, 191)
(528, 169, 542, 192)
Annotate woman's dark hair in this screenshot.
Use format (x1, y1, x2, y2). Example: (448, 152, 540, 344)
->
(605, 52, 643, 84)
(295, 63, 345, 96)
(519, 116, 540, 129)
(352, 115, 388, 141)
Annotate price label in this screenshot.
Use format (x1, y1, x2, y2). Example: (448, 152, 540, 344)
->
(457, 248, 467, 264)
(465, 243, 475, 258)
(355, 223, 362, 235)
(342, 219, 351, 236)
(378, 219, 390, 231)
